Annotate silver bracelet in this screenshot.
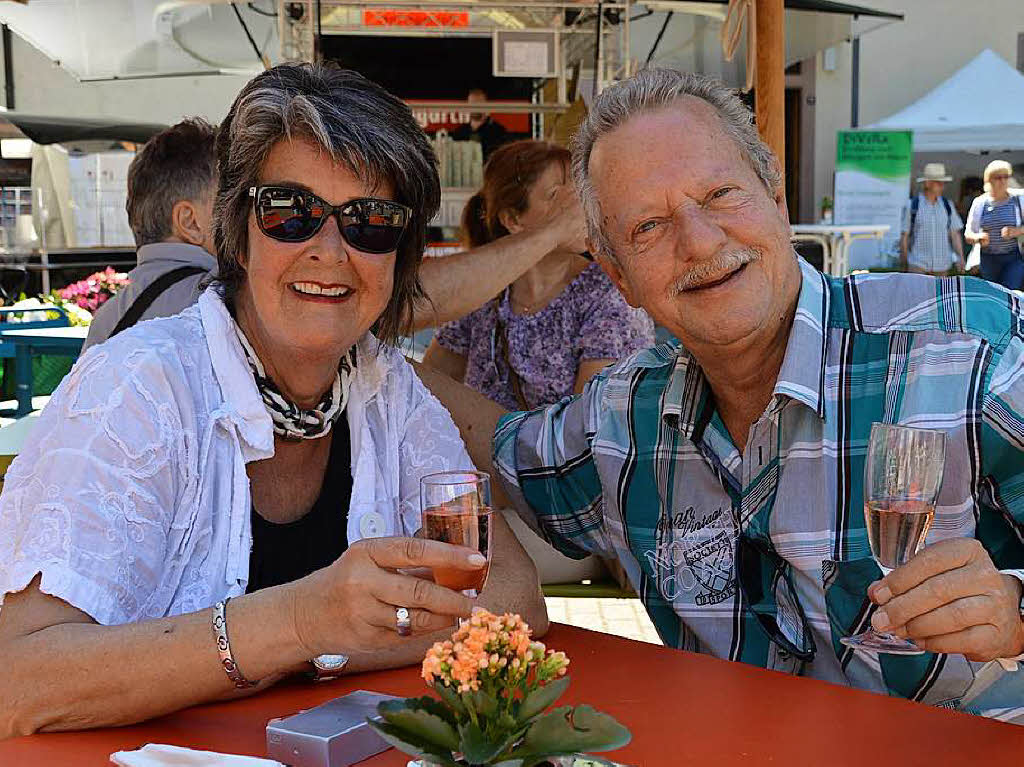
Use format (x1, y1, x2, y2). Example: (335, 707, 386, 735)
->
(212, 598, 258, 689)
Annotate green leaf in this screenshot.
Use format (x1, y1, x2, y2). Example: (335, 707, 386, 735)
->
(401, 695, 461, 728)
(507, 705, 631, 761)
(465, 689, 500, 718)
(366, 719, 460, 767)
(515, 676, 570, 725)
(434, 682, 469, 716)
(377, 699, 461, 751)
(458, 720, 508, 765)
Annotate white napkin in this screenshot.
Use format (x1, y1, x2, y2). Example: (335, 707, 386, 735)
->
(110, 743, 285, 766)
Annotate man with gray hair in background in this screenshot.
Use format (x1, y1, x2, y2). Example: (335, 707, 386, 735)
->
(84, 118, 219, 350)
(423, 67, 1024, 718)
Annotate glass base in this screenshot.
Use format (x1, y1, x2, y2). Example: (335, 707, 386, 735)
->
(840, 629, 924, 655)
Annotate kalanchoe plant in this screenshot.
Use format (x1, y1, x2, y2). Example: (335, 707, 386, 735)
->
(368, 610, 631, 767)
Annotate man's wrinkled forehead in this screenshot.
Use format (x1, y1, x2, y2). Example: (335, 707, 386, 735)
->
(587, 98, 738, 226)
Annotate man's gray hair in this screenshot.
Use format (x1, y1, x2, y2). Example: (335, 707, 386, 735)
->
(570, 68, 781, 260)
(214, 63, 440, 344)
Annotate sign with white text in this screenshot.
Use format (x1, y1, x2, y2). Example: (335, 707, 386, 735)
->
(834, 130, 913, 269)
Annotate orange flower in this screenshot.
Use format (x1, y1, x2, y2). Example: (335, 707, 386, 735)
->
(420, 609, 571, 697)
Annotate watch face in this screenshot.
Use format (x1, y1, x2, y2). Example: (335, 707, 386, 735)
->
(314, 653, 349, 672)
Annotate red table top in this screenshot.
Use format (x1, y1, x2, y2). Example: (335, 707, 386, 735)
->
(2, 623, 1021, 765)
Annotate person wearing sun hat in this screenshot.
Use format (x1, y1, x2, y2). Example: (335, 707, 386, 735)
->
(899, 162, 965, 276)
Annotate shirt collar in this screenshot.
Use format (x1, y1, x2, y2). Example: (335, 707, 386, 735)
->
(660, 348, 711, 441)
(661, 256, 830, 436)
(773, 257, 830, 419)
(136, 242, 218, 271)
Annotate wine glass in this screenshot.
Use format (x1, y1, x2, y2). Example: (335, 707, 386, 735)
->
(420, 471, 493, 597)
(841, 423, 946, 655)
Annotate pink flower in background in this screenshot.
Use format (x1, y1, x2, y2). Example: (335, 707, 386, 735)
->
(56, 268, 129, 313)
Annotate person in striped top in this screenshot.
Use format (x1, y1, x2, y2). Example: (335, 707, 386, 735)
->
(422, 68, 1024, 720)
(965, 160, 1024, 290)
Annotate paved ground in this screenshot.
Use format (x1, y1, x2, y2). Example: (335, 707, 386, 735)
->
(544, 596, 662, 645)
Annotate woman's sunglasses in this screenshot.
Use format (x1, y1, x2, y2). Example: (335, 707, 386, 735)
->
(249, 185, 412, 254)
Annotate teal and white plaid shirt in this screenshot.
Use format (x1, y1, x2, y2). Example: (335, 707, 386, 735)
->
(495, 257, 1024, 718)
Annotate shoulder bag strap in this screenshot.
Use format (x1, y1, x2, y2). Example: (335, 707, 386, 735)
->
(908, 195, 920, 252)
(494, 309, 531, 412)
(1015, 194, 1024, 257)
(109, 265, 208, 338)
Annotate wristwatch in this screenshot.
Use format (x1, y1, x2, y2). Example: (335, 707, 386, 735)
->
(309, 653, 349, 682)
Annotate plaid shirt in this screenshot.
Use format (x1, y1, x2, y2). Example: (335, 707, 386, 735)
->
(900, 195, 963, 273)
(495, 257, 1024, 718)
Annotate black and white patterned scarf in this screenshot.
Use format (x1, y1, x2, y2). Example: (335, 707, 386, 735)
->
(233, 323, 357, 441)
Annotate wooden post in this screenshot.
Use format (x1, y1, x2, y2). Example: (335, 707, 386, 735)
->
(755, 0, 785, 174)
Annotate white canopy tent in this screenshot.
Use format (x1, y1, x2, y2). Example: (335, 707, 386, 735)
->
(869, 49, 1024, 153)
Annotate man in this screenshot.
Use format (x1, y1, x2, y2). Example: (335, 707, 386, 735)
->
(422, 68, 1024, 715)
(899, 162, 965, 276)
(84, 119, 219, 350)
(451, 87, 510, 162)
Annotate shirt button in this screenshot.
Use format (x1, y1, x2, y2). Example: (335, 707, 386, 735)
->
(359, 511, 386, 539)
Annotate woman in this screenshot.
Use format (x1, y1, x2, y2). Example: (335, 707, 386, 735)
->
(965, 160, 1024, 289)
(0, 64, 545, 737)
(423, 141, 654, 411)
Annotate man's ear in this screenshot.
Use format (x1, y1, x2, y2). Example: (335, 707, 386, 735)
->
(592, 241, 638, 308)
(774, 184, 792, 235)
(170, 199, 206, 246)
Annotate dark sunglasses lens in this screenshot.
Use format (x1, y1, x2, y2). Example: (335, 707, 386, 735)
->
(257, 188, 323, 242)
(341, 200, 408, 254)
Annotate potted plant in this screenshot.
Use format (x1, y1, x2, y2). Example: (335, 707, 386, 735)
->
(50, 266, 130, 318)
(368, 610, 631, 767)
(820, 196, 834, 225)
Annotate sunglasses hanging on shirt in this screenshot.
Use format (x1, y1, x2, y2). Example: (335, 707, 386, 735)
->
(249, 185, 412, 254)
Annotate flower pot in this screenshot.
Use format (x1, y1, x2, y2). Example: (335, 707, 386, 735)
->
(407, 757, 583, 767)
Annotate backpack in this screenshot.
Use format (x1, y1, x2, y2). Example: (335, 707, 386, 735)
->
(908, 194, 953, 252)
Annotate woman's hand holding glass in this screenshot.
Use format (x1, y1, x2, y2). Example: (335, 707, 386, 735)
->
(290, 536, 487, 657)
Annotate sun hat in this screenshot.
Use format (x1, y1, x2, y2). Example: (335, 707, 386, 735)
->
(917, 162, 952, 183)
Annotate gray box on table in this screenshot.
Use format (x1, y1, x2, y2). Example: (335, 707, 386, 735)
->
(266, 690, 399, 767)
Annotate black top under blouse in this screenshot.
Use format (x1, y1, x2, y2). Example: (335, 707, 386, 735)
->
(246, 416, 353, 593)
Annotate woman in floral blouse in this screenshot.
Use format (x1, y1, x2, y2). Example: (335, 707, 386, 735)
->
(423, 140, 654, 411)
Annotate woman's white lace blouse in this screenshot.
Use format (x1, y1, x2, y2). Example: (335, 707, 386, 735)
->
(0, 289, 474, 624)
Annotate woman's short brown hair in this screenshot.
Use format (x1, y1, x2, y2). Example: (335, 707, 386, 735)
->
(461, 140, 571, 248)
(213, 63, 440, 344)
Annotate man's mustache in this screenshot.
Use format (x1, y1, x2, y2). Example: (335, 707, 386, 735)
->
(669, 248, 762, 294)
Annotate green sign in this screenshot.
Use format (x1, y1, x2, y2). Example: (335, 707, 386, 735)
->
(836, 130, 913, 182)
(834, 130, 914, 267)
